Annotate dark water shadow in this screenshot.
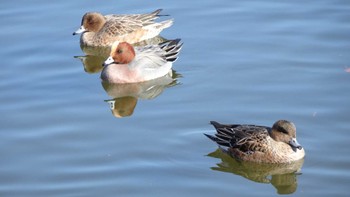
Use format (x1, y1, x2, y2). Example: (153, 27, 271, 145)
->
(101, 70, 181, 118)
(207, 149, 304, 195)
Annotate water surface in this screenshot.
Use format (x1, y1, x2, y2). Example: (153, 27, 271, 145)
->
(1, 0, 350, 196)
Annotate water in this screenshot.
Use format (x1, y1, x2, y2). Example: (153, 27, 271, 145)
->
(1, 0, 350, 196)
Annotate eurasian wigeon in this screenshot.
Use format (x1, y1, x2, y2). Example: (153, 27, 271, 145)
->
(101, 39, 183, 83)
(205, 120, 305, 163)
(73, 9, 173, 47)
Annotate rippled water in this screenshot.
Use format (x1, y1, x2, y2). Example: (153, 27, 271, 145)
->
(1, 0, 350, 196)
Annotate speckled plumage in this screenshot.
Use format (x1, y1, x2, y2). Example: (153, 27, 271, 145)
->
(73, 9, 173, 47)
(205, 120, 305, 163)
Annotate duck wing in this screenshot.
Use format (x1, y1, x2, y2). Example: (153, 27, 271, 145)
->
(132, 39, 183, 70)
(102, 9, 166, 36)
(205, 121, 270, 153)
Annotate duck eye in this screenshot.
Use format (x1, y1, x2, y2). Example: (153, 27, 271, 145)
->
(276, 125, 289, 134)
(117, 49, 123, 54)
(280, 128, 289, 134)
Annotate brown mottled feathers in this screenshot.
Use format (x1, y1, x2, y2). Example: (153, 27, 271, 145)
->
(205, 120, 305, 163)
(206, 121, 271, 154)
(101, 9, 163, 37)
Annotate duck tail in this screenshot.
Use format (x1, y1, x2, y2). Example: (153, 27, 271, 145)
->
(210, 121, 241, 130)
(141, 19, 173, 40)
(139, 9, 168, 23)
(210, 121, 224, 129)
(204, 133, 231, 147)
(205, 121, 240, 148)
(152, 9, 170, 17)
(158, 19, 174, 30)
(160, 39, 183, 62)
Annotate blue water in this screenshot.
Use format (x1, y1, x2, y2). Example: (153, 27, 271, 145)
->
(1, 0, 350, 196)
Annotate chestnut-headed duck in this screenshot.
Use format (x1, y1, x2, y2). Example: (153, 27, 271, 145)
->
(205, 120, 305, 164)
(73, 9, 173, 47)
(101, 39, 183, 83)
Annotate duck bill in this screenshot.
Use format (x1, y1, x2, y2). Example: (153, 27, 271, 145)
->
(289, 138, 302, 150)
(102, 56, 115, 67)
(73, 26, 86, 35)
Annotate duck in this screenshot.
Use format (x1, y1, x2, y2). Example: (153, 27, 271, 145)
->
(73, 9, 173, 47)
(204, 120, 305, 163)
(101, 39, 183, 83)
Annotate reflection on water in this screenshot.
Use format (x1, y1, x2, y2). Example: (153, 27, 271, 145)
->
(102, 71, 181, 118)
(207, 149, 304, 195)
(105, 96, 137, 118)
(74, 36, 168, 74)
(74, 55, 105, 73)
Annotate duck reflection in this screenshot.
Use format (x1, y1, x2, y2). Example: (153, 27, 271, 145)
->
(74, 36, 167, 74)
(207, 149, 304, 195)
(74, 55, 106, 73)
(105, 97, 137, 118)
(102, 71, 180, 118)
